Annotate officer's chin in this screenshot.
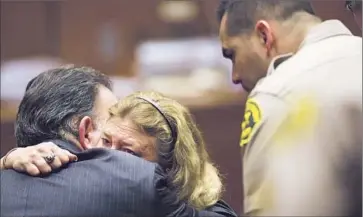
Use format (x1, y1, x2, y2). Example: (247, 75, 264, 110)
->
(241, 81, 252, 93)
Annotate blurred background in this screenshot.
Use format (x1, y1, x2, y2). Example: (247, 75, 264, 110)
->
(0, 0, 361, 214)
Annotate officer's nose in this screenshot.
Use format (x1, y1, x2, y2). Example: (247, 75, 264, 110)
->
(232, 79, 241, 85)
(232, 70, 241, 84)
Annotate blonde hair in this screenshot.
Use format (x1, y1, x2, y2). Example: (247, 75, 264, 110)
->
(109, 91, 223, 209)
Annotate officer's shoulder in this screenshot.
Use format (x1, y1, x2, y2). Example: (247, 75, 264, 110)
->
(240, 94, 288, 148)
(247, 93, 288, 120)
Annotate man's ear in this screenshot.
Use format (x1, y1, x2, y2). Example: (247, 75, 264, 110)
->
(255, 20, 274, 53)
(78, 116, 94, 150)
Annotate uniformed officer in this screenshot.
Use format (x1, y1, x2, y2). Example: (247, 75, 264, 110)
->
(217, 0, 362, 216)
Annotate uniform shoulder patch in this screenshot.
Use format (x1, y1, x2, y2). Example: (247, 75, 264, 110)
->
(240, 98, 262, 147)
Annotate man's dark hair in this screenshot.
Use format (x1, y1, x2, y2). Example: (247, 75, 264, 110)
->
(15, 66, 112, 147)
(217, 0, 316, 36)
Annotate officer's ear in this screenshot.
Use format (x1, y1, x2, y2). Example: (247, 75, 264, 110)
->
(255, 20, 274, 52)
(78, 116, 95, 150)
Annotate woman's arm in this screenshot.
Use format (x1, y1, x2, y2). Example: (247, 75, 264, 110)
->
(0, 148, 14, 169)
(0, 155, 8, 169)
(1, 142, 77, 175)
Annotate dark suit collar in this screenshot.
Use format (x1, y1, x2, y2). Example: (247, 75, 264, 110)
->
(50, 139, 83, 153)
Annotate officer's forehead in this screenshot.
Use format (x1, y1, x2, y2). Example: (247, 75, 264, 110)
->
(219, 14, 248, 49)
(219, 14, 230, 46)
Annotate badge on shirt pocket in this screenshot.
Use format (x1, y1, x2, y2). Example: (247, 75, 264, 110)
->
(240, 98, 262, 147)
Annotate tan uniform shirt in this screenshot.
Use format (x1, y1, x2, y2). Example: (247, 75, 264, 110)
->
(241, 20, 362, 216)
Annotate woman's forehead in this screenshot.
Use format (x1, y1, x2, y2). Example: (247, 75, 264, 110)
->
(103, 118, 140, 137)
(102, 117, 154, 145)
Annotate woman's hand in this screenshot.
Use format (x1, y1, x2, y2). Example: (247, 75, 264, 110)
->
(1, 142, 77, 176)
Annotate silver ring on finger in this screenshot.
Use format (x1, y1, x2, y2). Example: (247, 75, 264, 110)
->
(43, 152, 56, 164)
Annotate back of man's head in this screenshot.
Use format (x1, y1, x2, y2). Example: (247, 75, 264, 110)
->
(15, 66, 111, 147)
(217, 0, 316, 36)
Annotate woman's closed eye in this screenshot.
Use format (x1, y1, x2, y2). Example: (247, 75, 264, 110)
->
(101, 138, 112, 148)
(102, 138, 138, 157)
(123, 149, 139, 157)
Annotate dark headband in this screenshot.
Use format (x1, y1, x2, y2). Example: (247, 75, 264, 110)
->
(135, 96, 177, 145)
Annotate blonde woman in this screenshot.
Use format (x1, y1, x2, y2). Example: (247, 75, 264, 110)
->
(1, 91, 237, 217)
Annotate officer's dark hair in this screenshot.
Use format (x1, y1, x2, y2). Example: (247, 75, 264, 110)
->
(15, 66, 112, 147)
(217, 0, 316, 36)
